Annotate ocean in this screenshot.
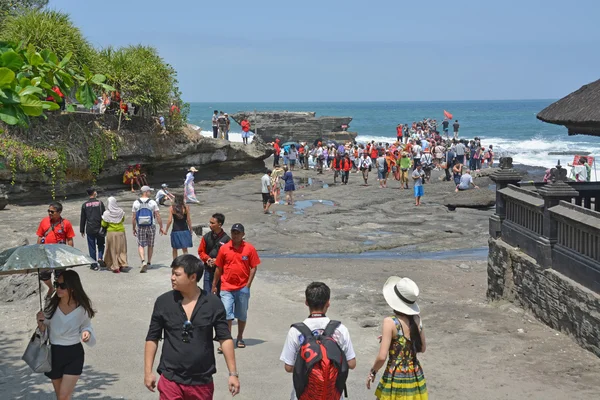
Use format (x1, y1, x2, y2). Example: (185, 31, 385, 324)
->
(187, 100, 600, 173)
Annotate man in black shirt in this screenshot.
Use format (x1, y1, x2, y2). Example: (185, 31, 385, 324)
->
(198, 213, 231, 296)
(80, 188, 106, 270)
(453, 120, 460, 139)
(144, 255, 240, 398)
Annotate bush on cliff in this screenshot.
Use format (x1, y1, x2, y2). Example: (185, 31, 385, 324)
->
(100, 45, 188, 131)
(0, 0, 48, 23)
(0, 9, 102, 74)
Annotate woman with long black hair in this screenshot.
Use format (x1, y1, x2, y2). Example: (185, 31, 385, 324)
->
(36, 270, 96, 399)
(366, 276, 428, 400)
(165, 193, 193, 260)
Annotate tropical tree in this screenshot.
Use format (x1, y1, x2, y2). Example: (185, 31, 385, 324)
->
(0, 9, 102, 74)
(0, 42, 113, 127)
(100, 45, 178, 116)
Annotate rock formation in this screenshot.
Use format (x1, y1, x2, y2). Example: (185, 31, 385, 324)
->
(0, 184, 8, 210)
(230, 111, 357, 144)
(0, 113, 272, 204)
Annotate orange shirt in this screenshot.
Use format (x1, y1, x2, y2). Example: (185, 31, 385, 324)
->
(36, 217, 75, 244)
(215, 241, 260, 291)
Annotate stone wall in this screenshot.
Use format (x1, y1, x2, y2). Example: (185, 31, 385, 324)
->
(488, 237, 600, 356)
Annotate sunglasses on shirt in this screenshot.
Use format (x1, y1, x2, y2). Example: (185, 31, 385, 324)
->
(53, 281, 68, 290)
(182, 320, 193, 343)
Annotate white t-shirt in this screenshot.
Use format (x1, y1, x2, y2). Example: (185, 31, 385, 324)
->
(280, 317, 356, 400)
(261, 174, 271, 193)
(132, 198, 159, 225)
(44, 305, 96, 347)
(155, 189, 168, 202)
(458, 173, 473, 189)
(412, 145, 422, 158)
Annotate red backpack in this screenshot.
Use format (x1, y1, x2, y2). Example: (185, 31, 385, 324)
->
(292, 321, 349, 400)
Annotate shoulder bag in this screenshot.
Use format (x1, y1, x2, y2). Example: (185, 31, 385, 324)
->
(22, 327, 52, 373)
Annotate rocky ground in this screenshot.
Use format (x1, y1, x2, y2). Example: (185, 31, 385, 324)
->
(1, 161, 599, 399)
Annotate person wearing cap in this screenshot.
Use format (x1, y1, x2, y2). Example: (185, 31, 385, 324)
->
(269, 139, 281, 167)
(213, 223, 260, 350)
(184, 167, 200, 204)
(132, 186, 165, 273)
(155, 183, 175, 206)
(80, 188, 106, 270)
(366, 277, 427, 399)
(123, 165, 137, 192)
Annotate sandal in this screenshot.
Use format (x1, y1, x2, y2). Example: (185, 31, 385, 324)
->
(236, 339, 246, 349)
(217, 347, 223, 354)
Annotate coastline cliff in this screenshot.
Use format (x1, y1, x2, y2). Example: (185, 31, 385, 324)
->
(230, 111, 357, 143)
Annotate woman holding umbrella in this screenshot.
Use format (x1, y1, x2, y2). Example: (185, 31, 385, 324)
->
(36, 270, 96, 400)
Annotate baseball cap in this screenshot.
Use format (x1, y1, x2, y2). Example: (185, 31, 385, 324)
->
(141, 185, 154, 192)
(161, 183, 168, 188)
(231, 223, 245, 233)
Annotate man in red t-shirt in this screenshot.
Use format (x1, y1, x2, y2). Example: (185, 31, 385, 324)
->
(270, 139, 281, 167)
(36, 201, 76, 297)
(213, 223, 260, 349)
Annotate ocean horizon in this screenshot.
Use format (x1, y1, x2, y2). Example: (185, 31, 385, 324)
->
(187, 100, 598, 174)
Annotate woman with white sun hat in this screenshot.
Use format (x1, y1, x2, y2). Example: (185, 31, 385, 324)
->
(366, 276, 428, 400)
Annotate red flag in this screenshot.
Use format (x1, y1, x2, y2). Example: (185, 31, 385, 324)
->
(444, 110, 453, 119)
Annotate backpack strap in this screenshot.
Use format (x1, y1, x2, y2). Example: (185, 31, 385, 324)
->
(292, 323, 315, 340)
(323, 320, 341, 337)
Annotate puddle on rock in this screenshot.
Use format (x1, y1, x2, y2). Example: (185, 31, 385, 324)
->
(293, 200, 335, 214)
(275, 211, 287, 220)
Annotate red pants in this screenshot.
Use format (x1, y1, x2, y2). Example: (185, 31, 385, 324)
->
(157, 376, 214, 400)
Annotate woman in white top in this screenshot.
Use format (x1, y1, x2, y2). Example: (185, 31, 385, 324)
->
(36, 270, 96, 399)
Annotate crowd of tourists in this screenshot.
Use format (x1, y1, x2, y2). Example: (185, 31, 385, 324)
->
(33, 175, 429, 400)
(264, 118, 493, 207)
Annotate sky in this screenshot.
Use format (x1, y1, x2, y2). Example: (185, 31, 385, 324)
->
(51, 0, 600, 102)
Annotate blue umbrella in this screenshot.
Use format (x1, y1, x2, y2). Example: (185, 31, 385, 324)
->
(0, 244, 95, 308)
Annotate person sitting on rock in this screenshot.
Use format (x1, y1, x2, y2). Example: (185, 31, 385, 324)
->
(134, 164, 149, 187)
(455, 169, 479, 192)
(123, 166, 138, 192)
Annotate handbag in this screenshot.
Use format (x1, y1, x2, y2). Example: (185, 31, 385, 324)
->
(22, 328, 52, 373)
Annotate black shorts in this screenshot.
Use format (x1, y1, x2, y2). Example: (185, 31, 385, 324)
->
(262, 193, 274, 205)
(45, 343, 84, 380)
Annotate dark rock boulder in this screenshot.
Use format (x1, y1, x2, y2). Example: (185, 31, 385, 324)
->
(0, 184, 7, 210)
(443, 189, 496, 210)
(230, 111, 357, 144)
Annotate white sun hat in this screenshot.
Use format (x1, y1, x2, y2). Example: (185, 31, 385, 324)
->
(382, 276, 420, 315)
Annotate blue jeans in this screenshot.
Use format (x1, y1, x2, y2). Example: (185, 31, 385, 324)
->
(221, 287, 250, 321)
(87, 234, 105, 261)
(204, 266, 221, 296)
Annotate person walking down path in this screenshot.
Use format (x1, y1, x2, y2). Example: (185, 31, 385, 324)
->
(341, 153, 352, 185)
(101, 197, 128, 273)
(412, 165, 425, 206)
(271, 165, 285, 204)
(165, 194, 194, 260)
(36, 270, 96, 400)
(144, 255, 240, 399)
(282, 165, 296, 205)
(198, 213, 231, 295)
(213, 223, 260, 351)
(261, 170, 275, 214)
(36, 201, 76, 298)
(80, 188, 106, 271)
(132, 186, 165, 273)
(280, 282, 357, 400)
(184, 167, 200, 204)
(359, 153, 372, 185)
(366, 276, 428, 400)
(399, 152, 411, 189)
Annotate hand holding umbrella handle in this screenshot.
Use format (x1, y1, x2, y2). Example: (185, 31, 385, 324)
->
(37, 311, 46, 331)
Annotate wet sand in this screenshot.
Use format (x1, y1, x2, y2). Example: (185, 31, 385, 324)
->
(1, 165, 599, 399)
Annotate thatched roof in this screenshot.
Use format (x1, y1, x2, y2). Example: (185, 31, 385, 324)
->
(537, 79, 600, 136)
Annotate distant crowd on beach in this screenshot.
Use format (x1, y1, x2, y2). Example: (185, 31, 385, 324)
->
(263, 118, 494, 208)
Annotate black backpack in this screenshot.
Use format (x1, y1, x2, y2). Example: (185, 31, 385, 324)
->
(292, 321, 349, 400)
